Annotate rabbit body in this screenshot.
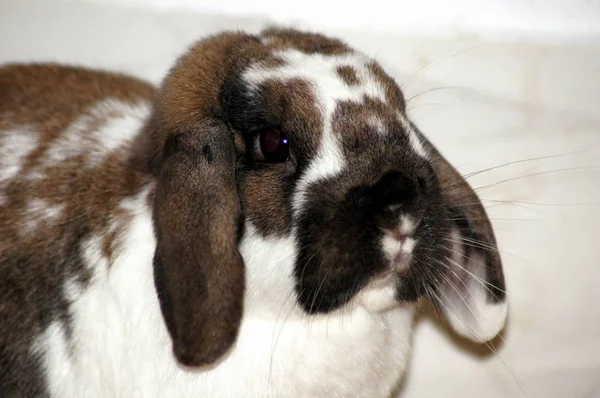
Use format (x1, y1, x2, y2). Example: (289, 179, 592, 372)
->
(0, 28, 507, 398)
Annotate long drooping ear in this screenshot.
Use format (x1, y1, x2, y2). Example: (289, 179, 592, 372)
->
(133, 32, 262, 367)
(151, 122, 245, 367)
(416, 125, 508, 343)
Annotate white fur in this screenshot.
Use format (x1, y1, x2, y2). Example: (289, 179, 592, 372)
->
(437, 229, 508, 343)
(359, 273, 401, 313)
(397, 112, 427, 159)
(45, 98, 150, 168)
(31, 321, 74, 395)
(368, 115, 387, 135)
(0, 128, 38, 205)
(34, 187, 415, 398)
(380, 215, 418, 271)
(22, 199, 64, 232)
(399, 215, 416, 235)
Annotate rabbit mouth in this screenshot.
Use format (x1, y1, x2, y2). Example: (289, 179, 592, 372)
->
(357, 238, 417, 313)
(380, 232, 416, 273)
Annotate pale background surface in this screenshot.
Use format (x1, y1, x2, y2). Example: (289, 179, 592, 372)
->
(2, 0, 600, 397)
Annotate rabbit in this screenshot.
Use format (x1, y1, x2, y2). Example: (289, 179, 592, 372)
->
(0, 28, 507, 398)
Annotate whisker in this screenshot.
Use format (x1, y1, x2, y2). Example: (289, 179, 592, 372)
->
(485, 339, 528, 397)
(405, 86, 471, 105)
(475, 166, 600, 193)
(462, 150, 590, 180)
(406, 102, 449, 112)
(483, 199, 600, 207)
(434, 286, 528, 397)
(308, 263, 330, 315)
(448, 217, 541, 222)
(403, 43, 488, 90)
(436, 254, 505, 301)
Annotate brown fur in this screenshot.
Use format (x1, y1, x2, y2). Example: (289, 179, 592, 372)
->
(336, 65, 361, 86)
(367, 62, 406, 111)
(0, 63, 155, 395)
(261, 27, 352, 55)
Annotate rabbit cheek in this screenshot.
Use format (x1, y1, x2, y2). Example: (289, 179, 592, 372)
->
(239, 167, 293, 237)
(293, 179, 388, 314)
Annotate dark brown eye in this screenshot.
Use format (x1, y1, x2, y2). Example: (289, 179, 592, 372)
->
(259, 128, 290, 163)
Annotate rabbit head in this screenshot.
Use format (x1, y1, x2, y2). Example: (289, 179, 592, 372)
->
(138, 27, 508, 367)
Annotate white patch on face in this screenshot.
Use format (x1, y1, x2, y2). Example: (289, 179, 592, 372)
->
(243, 50, 390, 214)
(399, 215, 415, 235)
(21, 199, 65, 232)
(380, 235, 417, 272)
(367, 115, 386, 135)
(408, 129, 427, 158)
(381, 235, 403, 261)
(45, 98, 150, 168)
(0, 128, 39, 205)
(402, 237, 416, 254)
(380, 215, 418, 271)
(397, 112, 427, 159)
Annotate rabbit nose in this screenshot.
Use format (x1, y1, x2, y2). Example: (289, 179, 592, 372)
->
(372, 171, 422, 229)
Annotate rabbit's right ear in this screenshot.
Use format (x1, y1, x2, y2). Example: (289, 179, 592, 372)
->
(135, 32, 258, 367)
(150, 121, 245, 367)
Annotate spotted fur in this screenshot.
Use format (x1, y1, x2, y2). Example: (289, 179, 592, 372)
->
(0, 28, 507, 397)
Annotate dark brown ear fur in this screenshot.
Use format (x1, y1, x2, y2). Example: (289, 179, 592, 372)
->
(135, 32, 268, 366)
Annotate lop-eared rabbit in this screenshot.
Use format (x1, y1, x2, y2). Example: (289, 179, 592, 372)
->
(0, 28, 507, 397)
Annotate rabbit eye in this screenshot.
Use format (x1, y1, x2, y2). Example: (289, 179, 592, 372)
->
(259, 128, 290, 163)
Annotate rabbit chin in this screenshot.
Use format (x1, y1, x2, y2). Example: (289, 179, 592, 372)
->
(358, 234, 418, 313)
(359, 272, 401, 313)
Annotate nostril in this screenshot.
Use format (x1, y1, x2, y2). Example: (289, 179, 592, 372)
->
(393, 232, 408, 243)
(417, 177, 427, 192)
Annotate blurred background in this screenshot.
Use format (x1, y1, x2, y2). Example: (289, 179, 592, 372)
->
(2, 0, 600, 397)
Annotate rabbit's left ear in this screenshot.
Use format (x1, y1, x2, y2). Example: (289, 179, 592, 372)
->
(419, 129, 508, 343)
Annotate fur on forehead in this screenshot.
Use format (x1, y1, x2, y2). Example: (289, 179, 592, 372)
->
(244, 31, 406, 118)
(139, 27, 407, 161)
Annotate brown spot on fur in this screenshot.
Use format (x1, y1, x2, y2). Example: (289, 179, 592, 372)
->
(336, 65, 360, 86)
(260, 78, 323, 156)
(261, 27, 352, 55)
(367, 62, 405, 111)
(333, 97, 400, 141)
